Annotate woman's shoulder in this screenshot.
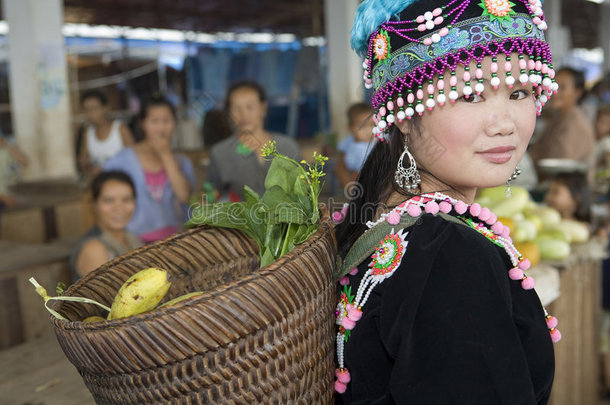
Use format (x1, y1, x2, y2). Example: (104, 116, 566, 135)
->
(103, 146, 136, 167)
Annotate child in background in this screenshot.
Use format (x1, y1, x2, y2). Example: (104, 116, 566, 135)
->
(334, 103, 375, 191)
(543, 172, 592, 223)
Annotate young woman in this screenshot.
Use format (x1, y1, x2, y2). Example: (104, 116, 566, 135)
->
(334, 0, 559, 403)
(103, 96, 195, 243)
(72, 171, 142, 279)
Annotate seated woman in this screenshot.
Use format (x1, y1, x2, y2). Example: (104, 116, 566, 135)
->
(71, 171, 142, 280)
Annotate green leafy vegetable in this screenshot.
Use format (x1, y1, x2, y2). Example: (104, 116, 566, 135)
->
(187, 141, 327, 267)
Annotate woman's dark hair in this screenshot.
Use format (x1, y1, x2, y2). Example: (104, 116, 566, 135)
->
(224, 80, 267, 111)
(91, 171, 136, 201)
(551, 172, 591, 222)
(80, 90, 108, 106)
(557, 67, 587, 104)
(139, 94, 177, 121)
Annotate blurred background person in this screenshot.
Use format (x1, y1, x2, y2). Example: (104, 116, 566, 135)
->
(206, 80, 300, 201)
(544, 172, 592, 223)
(0, 130, 28, 213)
(103, 95, 195, 243)
(529, 68, 595, 174)
(77, 90, 135, 180)
(596, 105, 610, 170)
(71, 171, 142, 280)
(334, 102, 375, 191)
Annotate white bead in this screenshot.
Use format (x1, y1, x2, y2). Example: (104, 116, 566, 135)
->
(406, 107, 415, 117)
(362, 61, 368, 69)
(378, 120, 387, 129)
(542, 77, 552, 88)
(531, 74, 542, 84)
(365, 82, 373, 89)
(363, 73, 368, 81)
(449, 90, 459, 100)
(437, 93, 447, 104)
(519, 73, 529, 84)
(539, 95, 548, 104)
(475, 82, 485, 93)
(463, 86, 473, 96)
(397, 110, 406, 121)
(424, 11, 433, 20)
(505, 76, 515, 86)
(426, 99, 435, 108)
(372, 127, 380, 135)
(552, 82, 559, 92)
(387, 114, 395, 124)
(535, 100, 542, 109)
(415, 103, 425, 113)
(491, 77, 501, 87)
(425, 20, 435, 30)
(431, 33, 441, 43)
(538, 21, 547, 30)
(534, 8, 543, 16)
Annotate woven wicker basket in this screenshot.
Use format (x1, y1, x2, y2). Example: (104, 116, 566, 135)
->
(51, 211, 337, 404)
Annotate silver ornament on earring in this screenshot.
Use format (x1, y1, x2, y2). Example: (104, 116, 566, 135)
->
(505, 166, 521, 197)
(395, 144, 421, 192)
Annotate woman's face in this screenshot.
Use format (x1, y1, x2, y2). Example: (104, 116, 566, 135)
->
(228, 87, 267, 135)
(95, 180, 136, 233)
(82, 97, 108, 126)
(549, 71, 580, 112)
(544, 180, 575, 219)
(401, 55, 536, 200)
(142, 105, 175, 141)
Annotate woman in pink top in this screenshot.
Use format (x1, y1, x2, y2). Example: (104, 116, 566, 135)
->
(103, 96, 195, 243)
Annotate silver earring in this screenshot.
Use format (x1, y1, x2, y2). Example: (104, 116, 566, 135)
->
(395, 143, 421, 192)
(506, 166, 521, 197)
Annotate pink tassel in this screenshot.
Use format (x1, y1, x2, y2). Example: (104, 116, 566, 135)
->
(407, 204, 422, 217)
(478, 207, 491, 222)
(387, 211, 401, 225)
(546, 316, 558, 329)
(336, 368, 351, 383)
(521, 276, 535, 290)
(349, 267, 359, 276)
(485, 213, 497, 226)
(332, 211, 344, 224)
(469, 203, 481, 217)
(518, 259, 531, 271)
(341, 317, 356, 330)
(347, 306, 363, 322)
(491, 221, 504, 235)
(508, 267, 524, 280)
(439, 201, 452, 213)
(454, 201, 468, 215)
(341, 203, 349, 216)
(550, 328, 562, 343)
(339, 276, 350, 286)
(501, 226, 511, 238)
(425, 201, 440, 214)
(335, 380, 347, 393)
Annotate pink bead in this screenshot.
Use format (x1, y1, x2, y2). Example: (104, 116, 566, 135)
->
(365, 78, 372, 85)
(373, 114, 379, 124)
(518, 258, 531, 271)
(549, 69, 555, 79)
(387, 211, 401, 225)
(509, 267, 524, 280)
(349, 267, 359, 275)
(454, 201, 468, 215)
(416, 15, 425, 23)
(439, 27, 449, 37)
(546, 316, 558, 329)
(423, 36, 433, 45)
(339, 276, 349, 286)
(387, 101, 394, 111)
(397, 97, 404, 107)
(469, 203, 481, 217)
(437, 79, 445, 90)
(425, 201, 440, 214)
(535, 61, 542, 71)
(341, 204, 349, 216)
(407, 93, 415, 103)
(341, 317, 356, 330)
(528, 0, 536, 4)
(433, 7, 443, 16)
(528, 60, 535, 70)
(491, 221, 504, 235)
(336, 368, 351, 383)
(519, 59, 527, 70)
(434, 16, 444, 25)
(463, 71, 471, 81)
(476, 68, 483, 79)
(550, 329, 562, 343)
(541, 64, 548, 74)
(485, 213, 497, 226)
(439, 201, 452, 213)
(450, 76, 458, 86)
(427, 84, 435, 94)
(347, 306, 362, 322)
(379, 107, 386, 116)
(491, 62, 498, 73)
(418, 24, 427, 32)
(335, 380, 347, 393)
(504, 61, 512, 72)
(533, 16, 541, 25)
(478, 207, 491, 221)
(407, 204, 422, 217)
(332, 211, 344, 224)
(521, 276, 535, 290)
(417, 89, 424, 99)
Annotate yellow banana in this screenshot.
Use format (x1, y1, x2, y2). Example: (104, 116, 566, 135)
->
(158, 291, 204, 308)
(83, 315, 106, 323)
(108, 267, 171, 320)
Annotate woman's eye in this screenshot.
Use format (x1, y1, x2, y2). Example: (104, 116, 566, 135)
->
(460, 93, 483, 103)
(510, 90, 530, 100)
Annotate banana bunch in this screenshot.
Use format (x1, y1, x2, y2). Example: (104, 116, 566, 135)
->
(107, 267, 172, 320)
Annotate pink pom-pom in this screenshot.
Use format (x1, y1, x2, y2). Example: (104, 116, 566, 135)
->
(550, 328, 562, 342)
(341, 317, 356, 330)
(425, 201, 440, 214)
(439, 201, 452, 213)
(347, 306, 363, 322)
(518, 259, 531, 271)
(521, 276, 535, 290)
(491, 221, 504, 235)
(469, 203, 481, 217)
(336, 368, 351, 383)
(349, 267, 359, 276)
(508, 267, 524, 280)
(546, 316, 558, 329)
(387, 211, 401, 225)
(332, 211, 344, 224)
(454, 201, 468, 215)
(407, 204, 422, 217)
(501, 226, 511, 238)
(478, 207, 491, 221)
(485, 213, 497, 226)
(335, 380, 347, 393)
(339, 276, 349, 286)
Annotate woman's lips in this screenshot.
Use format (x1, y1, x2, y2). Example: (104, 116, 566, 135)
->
(478, 146, 515, 164)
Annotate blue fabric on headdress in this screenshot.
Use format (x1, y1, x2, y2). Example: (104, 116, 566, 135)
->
(350, 0, 420, 58)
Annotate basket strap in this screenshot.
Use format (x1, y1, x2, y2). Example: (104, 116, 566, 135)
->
(335, 212, 466, 280)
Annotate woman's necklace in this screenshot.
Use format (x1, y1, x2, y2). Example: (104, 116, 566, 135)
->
(334, 192, 561, 393)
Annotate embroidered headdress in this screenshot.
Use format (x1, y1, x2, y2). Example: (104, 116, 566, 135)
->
(352, 0, 556, 141)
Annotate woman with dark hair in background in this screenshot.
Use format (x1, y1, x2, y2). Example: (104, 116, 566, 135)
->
(205, 80, 300, 201)
(103, 95, 196, 243)
(71, 170, 142, 280)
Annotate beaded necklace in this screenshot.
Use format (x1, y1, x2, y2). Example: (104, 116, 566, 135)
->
(334, 192, 561, 393)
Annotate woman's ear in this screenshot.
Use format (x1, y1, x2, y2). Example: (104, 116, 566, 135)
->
(395, 117, 411, 137)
